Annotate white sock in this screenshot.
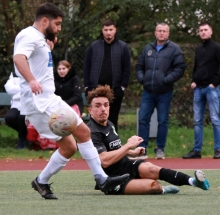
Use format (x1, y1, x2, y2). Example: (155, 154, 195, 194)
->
(188, 177, 195, 186)
(38, 150, 70, 184)
(77, 140, 108, 178)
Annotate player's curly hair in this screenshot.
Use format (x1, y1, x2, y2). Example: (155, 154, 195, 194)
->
(87, 85, 114, 106)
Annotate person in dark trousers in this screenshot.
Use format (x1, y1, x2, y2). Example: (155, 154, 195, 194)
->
(136, 23, 185, 159)
(83, 18, 131, 132)
(4, 72, 27, 149)
(55, 60, 83, 115)
(182, 22, 220, 159)
(86, 85, 210, 195)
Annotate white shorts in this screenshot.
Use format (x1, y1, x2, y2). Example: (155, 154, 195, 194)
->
(27, 99, 83, 141)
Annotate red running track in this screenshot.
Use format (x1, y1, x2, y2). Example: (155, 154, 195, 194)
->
(0, 158, 219, 171)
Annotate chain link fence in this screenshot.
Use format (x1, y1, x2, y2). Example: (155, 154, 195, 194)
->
(0, 41, 211, 128)
(0, 1, 212, 127)
(66, 43, 212, 128)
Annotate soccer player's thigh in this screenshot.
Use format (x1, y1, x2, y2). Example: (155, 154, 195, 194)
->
(58, 100, 83, 127)
(27, 100, 82, 142)
(58, 100, 90, 142)
(27, 111, 60, 141)
(124, 179, 162, 194)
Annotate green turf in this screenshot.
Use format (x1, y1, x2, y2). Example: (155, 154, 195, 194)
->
(0, 112, 216, 159)
(0, 170, 219, 215)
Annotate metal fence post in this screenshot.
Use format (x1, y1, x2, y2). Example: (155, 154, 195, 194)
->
(136, 108, 158, 138)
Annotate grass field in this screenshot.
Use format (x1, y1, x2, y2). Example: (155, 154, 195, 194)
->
(0, 116, 216, 159)
(0, 170, 219, 215)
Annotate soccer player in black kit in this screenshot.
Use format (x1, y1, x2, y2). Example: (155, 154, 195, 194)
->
(87, 85, 210, 195)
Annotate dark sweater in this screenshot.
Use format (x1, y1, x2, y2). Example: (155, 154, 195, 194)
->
(192, 39, 220, 87)
(98, 40, 114, 87)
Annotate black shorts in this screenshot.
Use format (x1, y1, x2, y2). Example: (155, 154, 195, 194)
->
(103, 159, 146, 195)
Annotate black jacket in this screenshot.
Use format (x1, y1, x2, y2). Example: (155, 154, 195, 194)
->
(136, 40, 185, 94)
(192, 39, 220, 87)
(83, 38, 131, 89)
(54, 67, 83, 114)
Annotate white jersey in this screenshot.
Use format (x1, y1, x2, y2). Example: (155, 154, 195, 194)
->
(13, 26, 60, 115)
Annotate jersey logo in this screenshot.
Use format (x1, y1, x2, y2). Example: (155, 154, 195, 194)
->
(109, 139, 121, 149)
(47, 52, 53, 67)
(133, 160, 138, 165)
(106, 132, 110, 136)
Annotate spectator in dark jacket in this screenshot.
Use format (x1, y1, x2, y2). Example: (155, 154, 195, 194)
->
(182, 22, 220, 159)
(83, 18, 131, 131)
(136, 22, 185, 159)
(55, 60, 83, 115)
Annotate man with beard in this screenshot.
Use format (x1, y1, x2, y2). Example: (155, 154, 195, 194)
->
(83, 18, 131, 132)
(13, 2, 129, 200)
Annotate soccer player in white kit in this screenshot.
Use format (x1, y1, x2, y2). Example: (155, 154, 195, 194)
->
(13, 2, 129, 199)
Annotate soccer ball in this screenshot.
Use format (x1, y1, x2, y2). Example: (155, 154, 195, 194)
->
(49, 108, 77, 136)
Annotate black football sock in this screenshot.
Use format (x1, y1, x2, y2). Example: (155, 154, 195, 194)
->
(159, 168, 190, 186)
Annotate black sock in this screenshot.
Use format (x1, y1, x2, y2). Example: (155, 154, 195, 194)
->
(159, 168, 190, 186)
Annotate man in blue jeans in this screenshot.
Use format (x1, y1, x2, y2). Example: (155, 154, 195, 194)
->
(182, 22, 220, 159)
(136, 23, 185, 159)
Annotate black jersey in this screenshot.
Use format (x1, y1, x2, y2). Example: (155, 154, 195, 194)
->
(87, 117, 130, 176)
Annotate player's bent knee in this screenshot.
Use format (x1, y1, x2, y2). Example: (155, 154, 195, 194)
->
(147, 162, 160, 176)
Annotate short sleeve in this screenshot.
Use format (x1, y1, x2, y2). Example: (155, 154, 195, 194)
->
(91, 132, 107, 154)
(14, 30, 37, 59)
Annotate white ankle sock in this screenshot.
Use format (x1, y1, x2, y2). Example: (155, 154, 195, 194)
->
(38, 150, 70, 184)
(77, 140, 108, 178)
(188, 177, 195, 186)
